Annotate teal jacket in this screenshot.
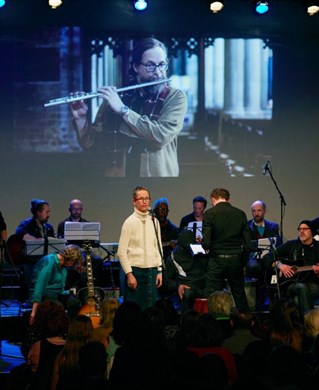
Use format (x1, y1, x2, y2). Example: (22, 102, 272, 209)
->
(30, 253, 67, 303)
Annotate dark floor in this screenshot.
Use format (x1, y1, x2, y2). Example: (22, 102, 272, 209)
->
(0, 299, 27, 388)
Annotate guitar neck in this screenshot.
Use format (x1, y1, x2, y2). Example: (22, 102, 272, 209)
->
(295, 265, 314, 273)
(84, 246, 95, 298)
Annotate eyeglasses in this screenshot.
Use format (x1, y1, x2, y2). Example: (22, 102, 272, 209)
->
(298, 228, 310, 231)
(71, 207, 83, 211)
(135, 197, 151, 202)
(156, 207, 168, 212)
(140, 62, 168, 73)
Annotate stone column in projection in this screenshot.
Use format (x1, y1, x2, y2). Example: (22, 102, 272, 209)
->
(244, 39, 263, 118)
(223, 39, 245, 118)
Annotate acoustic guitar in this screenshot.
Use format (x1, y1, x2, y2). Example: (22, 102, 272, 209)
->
(78, 243, 105, 328)
(265, 259, 315, 288)
(4, 234, 28, 266)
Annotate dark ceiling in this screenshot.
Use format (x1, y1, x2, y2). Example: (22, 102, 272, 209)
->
(0, 0, 319, 41)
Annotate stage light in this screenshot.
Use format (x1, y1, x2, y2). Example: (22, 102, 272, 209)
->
(48, 0, 62, 9)
(0, 0, 6, 8)
(134, 0, 148, 11)
(255, 1, 269, 15)
(307, 2, 319, 16)
(210, 1, 224, 13)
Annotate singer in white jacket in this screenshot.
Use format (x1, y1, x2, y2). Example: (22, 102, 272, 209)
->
(117, 186, 163, 310)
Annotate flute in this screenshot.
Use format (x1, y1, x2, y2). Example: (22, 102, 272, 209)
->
(44, 78, 171, 108)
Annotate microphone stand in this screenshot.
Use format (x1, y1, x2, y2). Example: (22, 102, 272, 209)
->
(269, 238, 281, 301)
(265, 164, 287, 240)
(150, 211, 167, 286)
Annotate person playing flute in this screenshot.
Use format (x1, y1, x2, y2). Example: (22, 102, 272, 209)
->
(70, 37, 188, 177)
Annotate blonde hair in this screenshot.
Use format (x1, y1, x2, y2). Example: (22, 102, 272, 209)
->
(304, 308, 319, 338)
(208, 290, 233, 316)
(61, 244, 82, 265)
(99, 297, 121, 328)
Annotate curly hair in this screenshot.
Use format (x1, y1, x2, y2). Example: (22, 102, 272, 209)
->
(60, 244, 82, 265)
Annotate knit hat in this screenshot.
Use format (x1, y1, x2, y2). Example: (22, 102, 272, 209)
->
(298, 220, 317, 237)
(153, 197, 169, 209)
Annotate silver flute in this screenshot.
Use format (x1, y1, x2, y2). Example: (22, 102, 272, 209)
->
(44, 78, 171, 108)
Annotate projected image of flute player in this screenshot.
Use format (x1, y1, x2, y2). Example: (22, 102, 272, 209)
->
(70, 37, 188, 177)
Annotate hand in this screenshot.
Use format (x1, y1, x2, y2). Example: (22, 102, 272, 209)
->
(126, 272, 137, 290)
(313, 263, 319, 275)
(279, 263, 295, 278)
(178, 284, 190, 300)
(97, 86, 124, 114)
(156, 273, 162, 288)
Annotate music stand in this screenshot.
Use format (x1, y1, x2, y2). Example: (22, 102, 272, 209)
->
(64, 222, 101, 247)
(25, 238, 66, 256)
(187, 221, 203, 240)
(257, 237, 281, 301)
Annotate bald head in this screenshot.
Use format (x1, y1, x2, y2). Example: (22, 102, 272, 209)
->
(251, 200, 266, 225)
(69, 199, 83, 221)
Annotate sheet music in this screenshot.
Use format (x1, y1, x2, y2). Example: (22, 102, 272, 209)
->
(190, 243, 206, 255)
(187, 221, 202, 239)
(64, 222, 101, 242)
(25, 237, 66, 256)
(257, 237, 276, 258)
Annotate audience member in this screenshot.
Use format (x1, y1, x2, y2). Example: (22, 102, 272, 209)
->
(268, 344, 306, 389)
(223, 309, 260, 355)
(21, 300, 66, 359)
(207, 290, 234, 340)
(179, 195, 207, 241)
(109, 303, 172, 389)
(303, 308, 319, 352)
(27, 302, 69, 390)
(76, 341, 109, 390)
(117, 186, 163, 311)
(51, 314, 94, 390)
(267, 300, 304, 353)
(154, 297, 181, 352)
(91, 297, 121, 379)
(202, 188, 251, 312)
(179, 310, 238, 386)
(263, 219, 319, 316)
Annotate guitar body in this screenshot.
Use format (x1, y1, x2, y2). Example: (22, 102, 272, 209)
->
(78, 300, 102, 328)
(77, 243, 104, 328)
(4, 234, 27, 266)
(265, 258, 314, 288)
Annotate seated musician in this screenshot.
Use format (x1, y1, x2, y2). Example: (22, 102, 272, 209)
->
(263, 220, 319, 316)
(12, 199, 55, 295)
(246, 200, 282, 279)
(15, 199, 55, 242)
(153, 197, 179, 262)
(0, 210, 7, 257)
(56, 198, 104, 291)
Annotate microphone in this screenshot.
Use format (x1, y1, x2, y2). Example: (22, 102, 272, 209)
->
(268, 237, 277, 253)
(148, 208, 156, 216)
(262, 161, 270, 175)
